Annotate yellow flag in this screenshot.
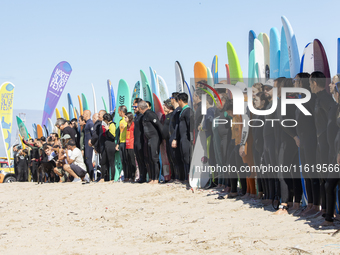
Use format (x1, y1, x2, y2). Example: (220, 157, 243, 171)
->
(0, 82, 15, 163)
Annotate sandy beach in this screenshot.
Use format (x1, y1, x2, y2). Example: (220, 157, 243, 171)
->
(0, 182, 339, 255)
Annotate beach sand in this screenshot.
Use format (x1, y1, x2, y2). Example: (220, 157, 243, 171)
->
(0, 182, 339, 255)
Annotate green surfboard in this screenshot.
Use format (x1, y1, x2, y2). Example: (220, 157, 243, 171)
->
(140, 70, 154, 111)
(102, 97, 108, 113)
(82, 93, 89, 111)
(114, 79, 131, 181)
(16, 116, 29, 141)
(226, 41, 243, 85)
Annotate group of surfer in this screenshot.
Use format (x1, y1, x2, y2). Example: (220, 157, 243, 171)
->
(12, 70, 340, 227)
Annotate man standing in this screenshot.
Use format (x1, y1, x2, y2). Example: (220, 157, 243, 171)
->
(139, 101, 163, 184)
(133, 98, 147, 183)
(172, 93, 194, 182)
(83, 110, 94, 180)
(115, 106, 128, 179)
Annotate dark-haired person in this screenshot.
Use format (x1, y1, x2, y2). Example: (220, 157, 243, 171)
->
(100, 113, 116, 182)
(145, 101, 152, 110)
(252, 83, 263, 98)
(293, 73, 320, 217)
(16, 149, 29, 182)
(169, 92, 184, 181)
(162, 99, 175, 181)
(125, 112, 136, 182)
(70, 118, 80, 148)
(323, 81, 340, 226)
(23, 138, 43, 182)
(329, 74, 340, 101)
(252, 90, 268, 199)
(63, 140, 89, 183)
(139, 100, 163, 184)
(133, 98, 147, 183)
(78, 115, 86, 156)
(83, 110, 94, 181)
(309, 71, 337, 218)
(116, 106, 128, 181)
(172, 93, 194, 182)
(55, 118, 77, 143)
(274, 78, 302, 215)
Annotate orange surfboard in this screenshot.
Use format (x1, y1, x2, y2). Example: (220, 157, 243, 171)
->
(78, 95, 83, 115)
(36, 124, 43, 138)
(194, 62, 208, 88)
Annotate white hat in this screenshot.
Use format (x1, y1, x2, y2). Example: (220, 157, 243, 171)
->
(263, 79, 274, 88)
(235, 82, 247, 93)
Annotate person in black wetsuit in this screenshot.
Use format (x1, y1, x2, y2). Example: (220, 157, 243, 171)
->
(169, 92, 184, 181)
(323, 81, 340, 226)
(23, 138, 43, 182)
(294, 73, 320, 217)
(171, 93, 194, 182)
(16, 149, 29, 182)
(262, 78, 281, 206)
(274, 78, 302, 215)
(70, 118, 80, 149)
(133, 98, 147, 183)
(252, 90, 268, 200)
(55, 118, 77, 143)
(162, 99, 175, 181)
(139, 100, 163, 184)
(83, 110, 94, 181)
(310, 71, 337, 219)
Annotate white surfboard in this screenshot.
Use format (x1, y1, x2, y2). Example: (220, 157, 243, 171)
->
(157, 75, 169, 103)
(175, 61, 184, 93)
(92, 83, 97, 114)
(254, 38, 265, 82)
(301, 42, 314, 74)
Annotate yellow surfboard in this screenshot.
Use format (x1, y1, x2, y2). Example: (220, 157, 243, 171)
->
(78, 95, 83, 115)
(55, 108, 61, 119)
(62, 106, 69, 120)
(36, 124, 43, 139)
(194, 62, 208, 88)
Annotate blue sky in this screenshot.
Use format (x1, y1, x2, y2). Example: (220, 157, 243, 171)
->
(0, 0, 339, 117)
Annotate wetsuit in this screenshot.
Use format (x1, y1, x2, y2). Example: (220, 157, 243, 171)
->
(169, 106, 184, 180)
(296, 93, 319, 206)
(134, 112, 147, 182)
(91, 120, 105, 180)
(23, 140, 41, 182)
(162, 112, 174, 180)
(16, 154, 28, 181)
(116, 118, 127, 178)
(314, 89, 337, 211)
(176, 105, 194, 180)
(101, 122, 116, 181)
(277, 95, 301, 204)
(142, 109, 163, 181)
(84, 119, 94, 179)
(263, 100, 279, 200)
(126, 122, 136, 181)
(61, 126, 77, 142)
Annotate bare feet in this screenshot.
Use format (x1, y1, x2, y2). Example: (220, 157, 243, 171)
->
(274, 209, 288, 215)
(227, 192, 238, 199)
(97, 179, 105, 183)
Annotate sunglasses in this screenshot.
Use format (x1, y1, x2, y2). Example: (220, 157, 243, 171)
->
(132, 106, 137, 109)
(169, 97, 174, 99)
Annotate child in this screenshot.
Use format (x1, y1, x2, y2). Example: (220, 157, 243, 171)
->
(125, 112, 136, 182)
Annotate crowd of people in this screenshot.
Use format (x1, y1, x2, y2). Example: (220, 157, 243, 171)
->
(11, 70, 340, 227)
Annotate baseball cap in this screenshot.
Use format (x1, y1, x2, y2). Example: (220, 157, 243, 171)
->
(60, 134, 71, 140)
(263, 79, 274, 88)
(163, 99, 173, 109)
(67, 140, 76, 146)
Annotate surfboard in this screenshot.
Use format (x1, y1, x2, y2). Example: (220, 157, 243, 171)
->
(132, 81, 141, 106)
(282, 16, 300, 78)
(17, 116, 29, 141)
(270, 27, 280, 79)
(175, 61, 185, 93)
(107, 79, 112, 113)
(254, 38, 265, 82)
(206, 67, 214, 94)
(73, 108, 78, 119)
(111, 86, 115, 113)
(248, 50, 256, 87)
(67, 93, 75, 120)
(225, 64, 231, 84)
(258, 32, 263, 45)
(62, 106, 69, 120)
(78, 95, 83, 115)
(157, 75, 169, 103)
(153, 93, 170, 181)
(92, 83, 97, 114)
(82, 93, 89, 111)
(55, 108, 61, 119)
(43, 125, 49, 137)
(102, 97, 108, 113)
(184, 81, 193, 109)
(32, 124, 37, 139)
(149, 67, 159, 97)
(47, 118, 53, 135)
(226, 42, 243, 84)
(248, 30, 256, 56)
(211, 55, 218, 85)
(194, 62, 208, 88)
(36, 124, 43, 139)
(140, 69, 154, 110)
(314, 39, 331, 94)
(300, 42, 314, 74)
(263, 33, 270, 79)
(114, 79, 131, 181)
(189, 118, 210, 189)
(280, 26, 290, 78)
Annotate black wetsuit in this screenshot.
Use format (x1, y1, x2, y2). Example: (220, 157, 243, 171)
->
(314, 89, 337, 210)
(61, 126, 77, 142)
(162, 112, 174, 180)
(16, 154, 28, 182)
(102, 122, 116, 181)
(296, 93, 319, 206)
(134, 112, 147, 182)
(142, 109, 163, 181)
(23, 140, 41, 182)
(175, 105, 194, 180)
(84, 119, 94, 179)
(169, 106, 184, 180)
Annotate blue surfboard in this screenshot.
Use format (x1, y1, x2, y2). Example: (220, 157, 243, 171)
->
(270, 27, 280, 79)
(67, 93, 75, 120)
